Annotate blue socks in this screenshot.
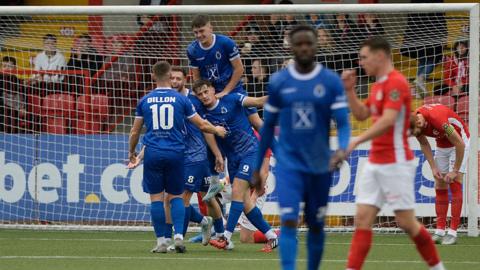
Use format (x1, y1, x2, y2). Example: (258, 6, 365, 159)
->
(280, 226, 298, 270)
(226, 201, 244, 234)
(213, 218, 225, 234)
(190, 205, 204, 224)
(170, 197, 185, 238)
(165, 223, 173, 239)
(307, 227, 325, 270)
(182, 205, 192, 236)
(245, 206, 271, 234)
(150, 201, 166, 238)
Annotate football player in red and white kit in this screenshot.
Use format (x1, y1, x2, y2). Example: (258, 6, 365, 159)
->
(342, 37, 444, 270)
(411, 104, 469, 245)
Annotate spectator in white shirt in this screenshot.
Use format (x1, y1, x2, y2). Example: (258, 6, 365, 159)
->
(33, 34, 66, 82)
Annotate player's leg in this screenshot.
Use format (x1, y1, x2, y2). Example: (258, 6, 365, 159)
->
(165, 152, 187, 253)
(203, 150, 224, 201)
(384, 161, 444, 270)
(304, 172, 332, 270)
(163, 198, 174, 251)
(346, 162, 382, 270)
(433, 147, 451, 243)
(239, 154, 278, 252)
(239, 188, 270, 244)
(275, 166, 303, 270)
(443, 143, 468, 245)
(143, 148, 168, 253)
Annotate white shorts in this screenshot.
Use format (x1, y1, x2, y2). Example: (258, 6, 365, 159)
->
(435, 139, 469, 174)
(356, 160, 417, 211)
(239, 192, 267, 231)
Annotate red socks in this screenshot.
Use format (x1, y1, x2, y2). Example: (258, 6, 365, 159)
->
(449, 181, 463, 231)
(346, 229, 372, 270)
(435, 189, 449, 231)
(412, 226, 441, 267)
(253, 230, 267, 243)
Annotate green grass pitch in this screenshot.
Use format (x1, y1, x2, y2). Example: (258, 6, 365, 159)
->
(0, 229, 479, 270)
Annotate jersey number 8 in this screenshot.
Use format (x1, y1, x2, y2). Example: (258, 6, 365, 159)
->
(150, 104, 174, 130)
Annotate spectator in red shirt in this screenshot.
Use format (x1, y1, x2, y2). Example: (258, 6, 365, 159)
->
(436, 40, 469, 96)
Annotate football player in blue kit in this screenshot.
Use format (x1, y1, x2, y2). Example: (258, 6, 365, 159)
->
(128, 61, 226, 254)
(253, 25, 351, 270)
(191, 79, 278, 252)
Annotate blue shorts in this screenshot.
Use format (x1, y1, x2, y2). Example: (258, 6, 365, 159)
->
(142, 147, 184, 195)
(275, 166, 332, 227)
(227, 151, 255, 183)
(184, 160, 211, 193)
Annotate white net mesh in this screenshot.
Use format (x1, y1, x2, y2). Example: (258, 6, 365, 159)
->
(0, 7, 477, 232)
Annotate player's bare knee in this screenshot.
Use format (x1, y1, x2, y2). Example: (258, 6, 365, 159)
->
(239, 229, 254, 243)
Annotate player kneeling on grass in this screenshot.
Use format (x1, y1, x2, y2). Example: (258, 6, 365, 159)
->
(192, 80, 279, 252)
(254, 25, 351, 270)
(128, 61, 226, 254)
(343, 36, 445, 270)
(411, 104, 469, 245)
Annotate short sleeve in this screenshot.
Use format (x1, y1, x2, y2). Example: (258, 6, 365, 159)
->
(235, 93, 247, 106)
(264, 74, 281, 114)
(187, 46, 198, 68)
(183, 96, 197, 119)
(135, 98, 144, 118)
(223, 37, 240, 61)
(329, 74, 348, 111)
(383, 78, 409, 111)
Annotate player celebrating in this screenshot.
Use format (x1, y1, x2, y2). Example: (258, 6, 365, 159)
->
(128, 61, 226, 253)
(343, 37, 445, 270)
(191, 79, 278, 252)
(254, 25, 351, 270)
(411, 104, 469, 245)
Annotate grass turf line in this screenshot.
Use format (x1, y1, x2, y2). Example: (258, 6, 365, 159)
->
(0, 230, 479, 270)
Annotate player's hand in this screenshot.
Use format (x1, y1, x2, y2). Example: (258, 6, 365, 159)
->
(214, 155, 224, 173)
(251, 170, 263, 194)
(214, 126, 227, 138)
(215, 91, 228, 99)
(431, 167, 443, 181)
(127, 157, 141, 169)
(128, 152, 137, 164)
(444, 171, 458, 184)
(329, 150, 346, 171)
(341, 69, 357, 93)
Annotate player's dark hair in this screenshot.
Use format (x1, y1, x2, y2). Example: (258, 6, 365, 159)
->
(191, 15, 210, 29)
(360, 36, 391, 55)
(289, 25, 317, 41)
(77, 33, 92, 42)
(43, 34, 57, 42)
(2, 56, 16, 66)
(171, 66, 187, 77)
(192, 79, 213, 93)
(152, 61, 171, 81)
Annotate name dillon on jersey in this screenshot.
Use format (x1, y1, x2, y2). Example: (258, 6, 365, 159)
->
(147, 96, 176, 103)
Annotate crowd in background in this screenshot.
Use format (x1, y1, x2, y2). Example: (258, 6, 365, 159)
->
(0, 3, 471, 134)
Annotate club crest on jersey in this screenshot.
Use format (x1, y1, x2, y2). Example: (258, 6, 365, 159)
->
(215, 51, 222, 60)
(389, 89, 400, 101)
(221, 106, 228, 114)
(313, 84, 326, 98)
(376, 90, 383, 101)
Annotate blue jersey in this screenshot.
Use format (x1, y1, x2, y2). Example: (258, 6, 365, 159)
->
(258, 64, 351, 174)
(135, 87, 197, 152)
(183, 90, 208, 164)
(187, 34, 243, 93)
(195, 93, 258, 158)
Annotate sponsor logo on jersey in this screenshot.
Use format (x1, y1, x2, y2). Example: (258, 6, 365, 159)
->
(376, 90, 383, 100)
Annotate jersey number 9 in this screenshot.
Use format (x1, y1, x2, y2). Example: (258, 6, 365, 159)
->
(150, 104, 174, 130)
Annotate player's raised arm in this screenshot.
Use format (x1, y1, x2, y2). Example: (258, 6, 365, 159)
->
(342, 69, 370, 121)
(241, 95, 268, 108)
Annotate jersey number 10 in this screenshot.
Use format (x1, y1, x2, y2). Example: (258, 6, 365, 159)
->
(150, 104, 174, 130)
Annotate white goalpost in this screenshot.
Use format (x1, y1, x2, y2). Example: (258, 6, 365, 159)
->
(0, 3, 478, 237)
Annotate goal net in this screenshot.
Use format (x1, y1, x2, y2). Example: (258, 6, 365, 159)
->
(0, 4, 478, 235)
